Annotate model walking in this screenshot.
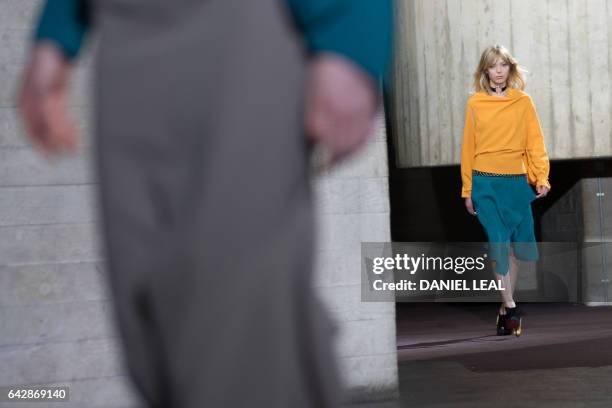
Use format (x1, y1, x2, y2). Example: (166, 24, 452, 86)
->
(460, 45, 551, 336)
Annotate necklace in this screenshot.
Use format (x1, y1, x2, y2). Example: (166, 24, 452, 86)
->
(489, 83, 507, 94)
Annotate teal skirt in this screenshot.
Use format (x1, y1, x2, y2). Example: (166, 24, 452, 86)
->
(471, 171, 538, 276)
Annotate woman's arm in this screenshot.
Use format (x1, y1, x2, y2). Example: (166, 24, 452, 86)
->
(25, 0, 393, 163)
(287, 0, 393, 83)
(18, 0, 89, 157)
(460, 101, 476, 198)
(525, 97, 551, 192)
(34, 0, 90, 61)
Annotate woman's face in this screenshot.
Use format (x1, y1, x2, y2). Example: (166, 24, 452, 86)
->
(486, 57, 510, 86)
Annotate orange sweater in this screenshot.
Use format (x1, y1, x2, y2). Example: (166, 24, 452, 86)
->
(460, 88, 551, 198)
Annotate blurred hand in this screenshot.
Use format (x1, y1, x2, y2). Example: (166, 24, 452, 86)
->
(535, 185, 549, 198)
(304, 52, 378, 167)
(17, 42, 79, 157)
(465, 197, 476, 215)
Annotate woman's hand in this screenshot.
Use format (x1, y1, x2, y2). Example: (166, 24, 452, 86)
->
(535, 185, 550, 198)
(465, 197, 477, 215)
(304, 52, 378, 167)
(17, 42, 79, 158)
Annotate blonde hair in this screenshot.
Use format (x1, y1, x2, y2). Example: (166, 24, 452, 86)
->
(473, 45, 527, 93)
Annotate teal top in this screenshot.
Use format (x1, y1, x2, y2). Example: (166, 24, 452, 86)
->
(34, 0, 393, 82)
(34, 0, 90, 62)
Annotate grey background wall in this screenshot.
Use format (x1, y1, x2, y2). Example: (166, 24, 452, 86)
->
(1, 1, 143, 406)
(391, 0, 612, 168)
(0, 1, 397, 406)
(313, 112, 398, 401)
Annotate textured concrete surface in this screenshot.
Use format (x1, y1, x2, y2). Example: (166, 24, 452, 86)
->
(582, 178, 612, 240)
(314, 111, 399, 401)
(540, 177, 612, 304)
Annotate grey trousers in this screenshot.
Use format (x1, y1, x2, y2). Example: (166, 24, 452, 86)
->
(90, 0, 343, 406)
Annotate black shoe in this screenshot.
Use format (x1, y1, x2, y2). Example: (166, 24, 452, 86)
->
(505, 306, 523, 337)
(496, 313, 513, 336)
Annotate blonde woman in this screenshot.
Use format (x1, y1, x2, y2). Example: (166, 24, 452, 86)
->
(460, 45, 550, 336)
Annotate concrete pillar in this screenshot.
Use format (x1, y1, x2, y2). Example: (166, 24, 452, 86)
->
(540, 177, 612, 305)
(581, 178, 612, 305)
(313, 110, 398, 402)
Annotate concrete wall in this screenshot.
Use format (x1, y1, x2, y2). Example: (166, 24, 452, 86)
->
(391, 0, 612, 168)
(313, 111, 398, 402)
(0, 1, 398, 405)
(581, 178, 612, 305)
(0, 1, 143, 406)
(538, 176, 612, 305)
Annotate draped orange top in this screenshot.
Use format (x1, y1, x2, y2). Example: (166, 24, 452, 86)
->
(460, 88, 551, 198)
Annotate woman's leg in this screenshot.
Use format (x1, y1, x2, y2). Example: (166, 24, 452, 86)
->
(509, 247, 519, 297)
(495, 249, 519, 315)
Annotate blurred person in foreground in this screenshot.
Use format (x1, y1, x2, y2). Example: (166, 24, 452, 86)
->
(18, 0, 393, 407)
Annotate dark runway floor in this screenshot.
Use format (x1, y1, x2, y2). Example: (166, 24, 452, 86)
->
(395, 303, 612, 407)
